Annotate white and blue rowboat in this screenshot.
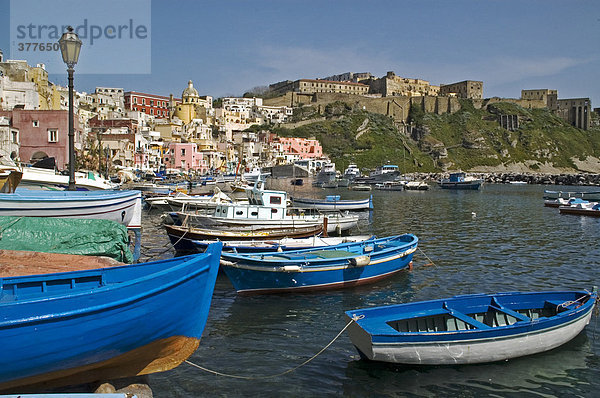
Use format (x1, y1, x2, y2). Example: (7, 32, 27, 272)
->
(220, 234, 418, 294)
(190, 235, 374, 254)
(345, 289, 597, 365)
(292, 195, 373, 211)
(0, 190, 142, 229)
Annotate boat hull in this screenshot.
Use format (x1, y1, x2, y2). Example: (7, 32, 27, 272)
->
(292, 196, 372, 211)
(345, 290, 596, 365)
(171, 212, 358, 234)
(0, 190, 142, 228)
(439, 181, 482, 190)
(0, 244, 222, 391)
(221, 235, 417, 294)
(164, 223, 324, 252)
(558, 206, 600, 217)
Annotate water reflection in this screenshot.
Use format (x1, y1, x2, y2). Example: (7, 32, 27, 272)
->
(144, 183, 600, 397)
(344, 333, 594, 397)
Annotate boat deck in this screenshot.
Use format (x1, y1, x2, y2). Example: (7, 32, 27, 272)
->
(376, 298, 580, 334)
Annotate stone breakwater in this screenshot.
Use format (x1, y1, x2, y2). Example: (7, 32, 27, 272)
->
(406, 172, 600, 186)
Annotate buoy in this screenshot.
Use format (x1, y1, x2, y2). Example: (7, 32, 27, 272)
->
(471, 212, 476, 218)
(408, 261, 413, 270)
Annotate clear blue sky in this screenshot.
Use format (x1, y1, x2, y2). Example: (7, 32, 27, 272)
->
(1, 0, 599, 106)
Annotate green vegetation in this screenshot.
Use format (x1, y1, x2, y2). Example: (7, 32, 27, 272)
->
(255, 99, 600, 173)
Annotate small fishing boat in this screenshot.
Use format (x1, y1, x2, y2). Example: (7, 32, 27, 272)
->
(164, 223, 324, 252)
(375, 181, 404, 191)
(183, 234, 374, 254)
(343, 164, 361, 181)
(404, 181, 429, 191)
(292, 195, 372, 211)
(0, 190, 142, 229)
(220, 234, 418, 294)
(439, 172, 483, 190)
(173, 182, 359, 234)
(558, 200, 600, 217)
(543, 197, 573, 207)
(543, 189, 600, 201)
(167, 187, 234, 210)
(345, 289, 597, 365)
(0, 158, 118, 191)
(0, 242, 222, 390)
(350, 184, 372, 191)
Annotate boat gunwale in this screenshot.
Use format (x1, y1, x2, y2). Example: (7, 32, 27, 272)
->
(0, 246, 222, 328)
(221, 246, 417, 272)
(221, 235, 418, 265)
(346, 290, 596, 343)
(367, 308, 594, 345)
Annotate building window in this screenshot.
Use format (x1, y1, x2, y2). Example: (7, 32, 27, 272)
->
(48, 129, 58, 143)
(32, 120, 39, 127)
(181, 148, 186, 156)
(142, 98, 146, 105)
(12, 131, 18, 143)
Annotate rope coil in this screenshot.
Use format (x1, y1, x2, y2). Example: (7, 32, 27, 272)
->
(185, 314, 363, 379)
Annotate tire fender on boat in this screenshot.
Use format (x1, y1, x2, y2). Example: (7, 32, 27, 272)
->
(349, 255, 370, 267)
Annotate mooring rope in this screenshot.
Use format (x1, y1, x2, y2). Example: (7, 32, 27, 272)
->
(184, 314, 364, 379)
(417, 247, 437, 267)
(140, 225, 190, 261)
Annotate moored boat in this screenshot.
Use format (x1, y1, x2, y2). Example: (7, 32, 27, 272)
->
(343, 164, 361, 181)
(345, 289, 597, 365)
(164, 223, 324, 252)
(543, 189, 600, 201)
(439, 172, 483, 190)
(404, 181, 429, 191)
(292, 195, 372, 211)
(0, 189, 142, 229)
(375, 181, 404, 191)
(172, 181, 359, 234)
(188, 234, 374, 253)
(220, 234, 418, 294)
(0, 242, 223, 390)
(558, 200, 600, 217)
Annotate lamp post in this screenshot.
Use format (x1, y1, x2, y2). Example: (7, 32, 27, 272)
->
(58, 26, 82, 190)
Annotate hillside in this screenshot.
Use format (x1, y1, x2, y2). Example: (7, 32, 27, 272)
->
(263, 100, 600, 174)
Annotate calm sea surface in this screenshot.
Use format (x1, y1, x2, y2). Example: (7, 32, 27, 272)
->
(139, 181, 600, 397)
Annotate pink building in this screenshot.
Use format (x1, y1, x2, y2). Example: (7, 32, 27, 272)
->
(275, 137, 323, 159)
(165, 142, 209, 174)
(0, 109, 81, 169)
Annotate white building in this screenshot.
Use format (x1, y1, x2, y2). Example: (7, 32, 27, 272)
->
(0, 116, 19, 161)
(0, 76, 39, 110)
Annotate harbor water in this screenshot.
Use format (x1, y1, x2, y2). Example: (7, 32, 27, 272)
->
(140, 182, 600, 397)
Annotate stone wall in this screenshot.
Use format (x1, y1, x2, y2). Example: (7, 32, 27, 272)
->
(265, 93, 461, 124)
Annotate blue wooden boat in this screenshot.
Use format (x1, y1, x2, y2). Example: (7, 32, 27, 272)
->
(0, 242, 222, 391)
(292, 195, 373, 211)
(220, 234, 418, 294)
(345, 289, 597, 365)
(439, 172, 483, 190)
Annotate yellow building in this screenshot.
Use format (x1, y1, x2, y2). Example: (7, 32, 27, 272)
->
(173, 80, 213, 125)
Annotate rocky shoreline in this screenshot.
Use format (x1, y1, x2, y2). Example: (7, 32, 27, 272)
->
(407, 172, 600, 186)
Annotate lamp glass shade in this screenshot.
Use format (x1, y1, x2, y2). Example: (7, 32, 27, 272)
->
(58, 28, 82, 66)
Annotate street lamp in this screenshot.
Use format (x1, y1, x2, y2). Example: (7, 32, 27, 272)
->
(58, 26, 82, 190)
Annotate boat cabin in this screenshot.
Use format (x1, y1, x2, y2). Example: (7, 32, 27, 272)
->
(370, 165, 399, 177)
(448, 172, 466, 182)
(212, 182, 289, 221)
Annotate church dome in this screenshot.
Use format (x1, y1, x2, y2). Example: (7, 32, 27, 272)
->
(182, 80, 199, 103)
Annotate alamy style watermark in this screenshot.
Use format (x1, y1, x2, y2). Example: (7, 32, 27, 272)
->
(10, 0, 151, 74)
